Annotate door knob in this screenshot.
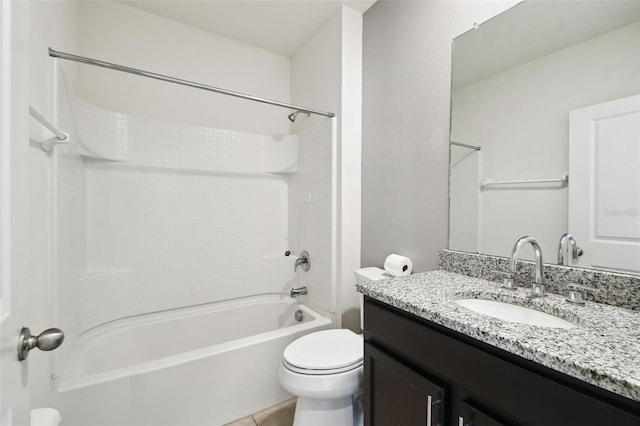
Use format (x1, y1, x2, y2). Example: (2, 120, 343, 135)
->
(17, 326, 65, 361)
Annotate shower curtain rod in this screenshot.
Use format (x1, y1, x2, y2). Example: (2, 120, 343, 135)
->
(49, 48, 335, 119)
(450, 141, 481, 151)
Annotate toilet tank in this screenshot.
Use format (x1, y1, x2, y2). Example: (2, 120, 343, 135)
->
(354, 267, 387, 330)
(355, 267, 387, 284)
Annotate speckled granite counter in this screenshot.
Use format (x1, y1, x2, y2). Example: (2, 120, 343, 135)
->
(356, 270, 640, 402)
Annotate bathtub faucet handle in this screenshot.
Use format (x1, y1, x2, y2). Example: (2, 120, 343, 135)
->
(294, 250, 310, 272)
(290, 287, 308, 298)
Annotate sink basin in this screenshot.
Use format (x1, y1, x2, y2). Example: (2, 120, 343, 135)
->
(455, 299, 576, 329)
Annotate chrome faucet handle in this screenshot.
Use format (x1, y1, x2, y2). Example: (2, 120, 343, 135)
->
(531, 282, 546, 297)
(491, 270, 516, 290)
(294, 250, 310, 272)
(566, 283, 599, 305)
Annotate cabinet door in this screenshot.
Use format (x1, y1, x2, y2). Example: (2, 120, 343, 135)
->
(457, 400, 508, 426)
(365, 342, 445, 426)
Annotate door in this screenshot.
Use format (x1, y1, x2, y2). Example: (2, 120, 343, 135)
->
(569, 95, 640, 273)
(1, 2, 32, 425)
(364, 342, 445, 426)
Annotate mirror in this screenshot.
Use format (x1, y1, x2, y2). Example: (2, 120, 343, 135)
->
(449, 1, 640, 275)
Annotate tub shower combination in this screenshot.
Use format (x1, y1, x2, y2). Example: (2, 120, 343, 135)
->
(49, 49, 336, 425)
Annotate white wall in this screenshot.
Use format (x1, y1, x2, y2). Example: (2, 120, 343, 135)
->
(29, 0, 79, 409)
(77, 1, 291, 135)
(451, 21, 640, 259)
(362, 1, 517, 273)
(291, 9, 341, 322)
(338, 6, 363, 331)
(291, 5, 362, 330)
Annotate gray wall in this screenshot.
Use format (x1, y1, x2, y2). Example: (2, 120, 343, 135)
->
(361, 0, 516, 272)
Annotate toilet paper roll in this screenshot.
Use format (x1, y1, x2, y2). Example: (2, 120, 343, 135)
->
(384, 254, 413, 277)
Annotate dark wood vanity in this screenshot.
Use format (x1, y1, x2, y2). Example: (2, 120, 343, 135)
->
(363, 297, 640, 426)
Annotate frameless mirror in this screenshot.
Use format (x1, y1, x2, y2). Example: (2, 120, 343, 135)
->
(449, 1, 640, 275)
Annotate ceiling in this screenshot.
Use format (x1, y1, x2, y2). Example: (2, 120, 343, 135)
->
(116, 0, 377, 57)
(453, 0, 640, 87)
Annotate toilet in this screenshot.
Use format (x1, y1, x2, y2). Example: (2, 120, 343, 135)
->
(278, 267, 387, 426)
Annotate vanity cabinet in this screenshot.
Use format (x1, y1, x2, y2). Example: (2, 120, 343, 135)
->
(363, 297, 640, 426)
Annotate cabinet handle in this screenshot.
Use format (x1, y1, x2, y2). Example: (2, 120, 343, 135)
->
(426, 394, 443, 426)
(459, 416, 473, 426)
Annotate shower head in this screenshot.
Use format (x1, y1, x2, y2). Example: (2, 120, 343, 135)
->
(288, 110, 310, 123)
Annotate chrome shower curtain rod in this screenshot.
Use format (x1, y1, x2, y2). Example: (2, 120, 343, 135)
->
(49, 48, 335, 119)
(450, 141, 481, 151)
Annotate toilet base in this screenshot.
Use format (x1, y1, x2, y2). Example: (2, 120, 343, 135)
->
(293, 395, 362, 426)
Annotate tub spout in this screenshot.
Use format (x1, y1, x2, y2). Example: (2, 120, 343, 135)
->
(290, 287, 308, 298)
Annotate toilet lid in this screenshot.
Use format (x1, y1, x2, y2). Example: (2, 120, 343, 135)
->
(283, 329, 363, 373)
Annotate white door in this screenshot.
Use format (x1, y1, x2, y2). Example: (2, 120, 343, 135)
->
(1, 2, 32, 425)
(568, 95, 640, 273)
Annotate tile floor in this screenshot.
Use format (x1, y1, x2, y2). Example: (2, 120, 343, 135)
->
(224, 398, 296, 426)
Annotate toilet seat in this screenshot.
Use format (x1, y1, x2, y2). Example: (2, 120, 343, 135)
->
(283, 358, 363, 375)
(282, 329, 363, 376)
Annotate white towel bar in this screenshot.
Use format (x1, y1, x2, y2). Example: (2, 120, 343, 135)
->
(482, 172, 569, 189)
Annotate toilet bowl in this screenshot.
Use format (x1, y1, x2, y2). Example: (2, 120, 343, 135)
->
(278, 267, 387, 426)
(279, 329, 363, 426)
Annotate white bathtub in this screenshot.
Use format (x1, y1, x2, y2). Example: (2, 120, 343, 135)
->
(56, 294, 332, 426)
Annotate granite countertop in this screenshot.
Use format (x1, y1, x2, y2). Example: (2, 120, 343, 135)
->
(356, 270, 640, 402)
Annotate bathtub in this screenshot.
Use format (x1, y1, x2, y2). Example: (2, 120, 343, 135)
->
(56, 294, 332, 426)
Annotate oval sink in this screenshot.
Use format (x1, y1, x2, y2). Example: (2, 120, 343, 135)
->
(455, 299, 576, 329)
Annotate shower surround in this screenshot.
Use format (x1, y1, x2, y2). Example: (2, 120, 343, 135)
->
(53, 97, 337, 422)
(62, 99, 301, 331)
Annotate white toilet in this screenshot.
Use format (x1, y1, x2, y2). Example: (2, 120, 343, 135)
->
(278, 267, 387, 426)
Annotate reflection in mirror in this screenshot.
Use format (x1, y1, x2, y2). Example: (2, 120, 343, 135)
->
(449, 1, 640, 274)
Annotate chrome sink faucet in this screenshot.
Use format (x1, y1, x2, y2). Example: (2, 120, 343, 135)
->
(510, 236, 545, 297)
(557, 233, 582, 265)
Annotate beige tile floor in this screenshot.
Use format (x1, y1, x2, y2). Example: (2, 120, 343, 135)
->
(224, 398, 296, 426)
